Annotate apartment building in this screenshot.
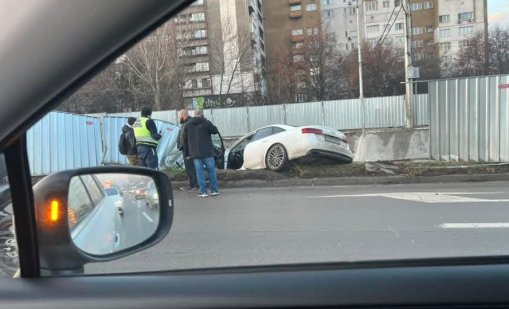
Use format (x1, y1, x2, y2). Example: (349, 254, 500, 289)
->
(176, 0, 267, 108)
(320, 0, 487, 58)
(264, 0, 322, 102)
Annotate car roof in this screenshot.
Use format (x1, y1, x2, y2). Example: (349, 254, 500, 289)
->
(0, 0, 194, 148)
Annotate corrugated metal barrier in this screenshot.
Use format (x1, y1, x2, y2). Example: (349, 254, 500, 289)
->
(430, 74, 509, 162)
(27, 112, 102, 176)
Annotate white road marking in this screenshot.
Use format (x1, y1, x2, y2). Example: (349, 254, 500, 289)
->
(142, 212, 154, 223)
(440, 223, 509, 229)
(308, 192, 509, 204)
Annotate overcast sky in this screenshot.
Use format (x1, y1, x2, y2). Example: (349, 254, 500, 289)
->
(488, 0, 509, 27)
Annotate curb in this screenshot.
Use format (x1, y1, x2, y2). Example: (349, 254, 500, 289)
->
(171, 173, 509, 189)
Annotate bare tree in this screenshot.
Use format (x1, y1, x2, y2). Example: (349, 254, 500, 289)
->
(209, 13, 255, 105)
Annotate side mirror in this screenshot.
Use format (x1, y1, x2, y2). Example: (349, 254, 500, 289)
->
(33, 166, 173, 276)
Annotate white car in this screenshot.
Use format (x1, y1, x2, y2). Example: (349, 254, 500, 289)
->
(224, 125, 353, 171)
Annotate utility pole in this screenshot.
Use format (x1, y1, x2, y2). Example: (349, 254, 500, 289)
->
(403, 0, 414, 128)
(356, 0, 365, 131)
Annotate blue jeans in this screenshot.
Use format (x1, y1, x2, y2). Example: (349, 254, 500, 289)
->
(137, 146, 158, 169)
(193, 157, 218, 193)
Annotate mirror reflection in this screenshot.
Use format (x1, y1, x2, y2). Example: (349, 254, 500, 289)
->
(68, 173, 160, 256)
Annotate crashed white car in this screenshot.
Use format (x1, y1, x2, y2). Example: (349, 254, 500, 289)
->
(224, 125, 353, 171)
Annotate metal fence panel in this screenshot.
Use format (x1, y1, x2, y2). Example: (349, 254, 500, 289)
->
(364, 96, 405, 129)
(27, 112, 102, 176)
(247, 105, 285, 132)
(209, 107, 249, 137)
(430, 74, 509, 162)
(413, 94, 429, 126)
(285, 101, 323, 127)
(323, 99, 362, 130)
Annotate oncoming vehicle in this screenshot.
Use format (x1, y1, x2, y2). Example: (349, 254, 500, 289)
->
(144, 181, 159, 208)
(224, 125, 353, 171)
(104, 187, 124, 216)
(134, 183, 146, 200)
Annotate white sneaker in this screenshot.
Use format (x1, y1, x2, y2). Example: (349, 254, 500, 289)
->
(210, 191, 220, 196)
(198, 192, 208, 198)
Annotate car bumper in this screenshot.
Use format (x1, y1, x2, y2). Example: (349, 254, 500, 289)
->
(293, 135, 353, 162)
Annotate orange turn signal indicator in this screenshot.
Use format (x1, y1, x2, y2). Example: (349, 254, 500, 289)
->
(50, 200, 60, 222)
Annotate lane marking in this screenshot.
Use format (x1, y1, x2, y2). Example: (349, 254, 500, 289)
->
(142, 212, 154, 223)
(440, 223, 509, 229)
(308, 192, 509, 204)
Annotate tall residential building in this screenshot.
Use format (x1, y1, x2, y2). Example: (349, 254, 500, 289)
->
(177, 0, 267, 108)
(263, 0, 322, 102)
(320, 0, 487, 58)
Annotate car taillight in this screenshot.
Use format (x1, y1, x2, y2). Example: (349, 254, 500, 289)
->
(301, 128, 323, 135)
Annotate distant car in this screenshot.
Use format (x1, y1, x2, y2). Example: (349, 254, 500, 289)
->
(144, 181, 159, 208)
(224, 125, 353, 171)
(104, 187, 124, 216)
(134, 183, 146, 199)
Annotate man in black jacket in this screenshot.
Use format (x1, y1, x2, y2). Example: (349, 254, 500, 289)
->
(182, 108, 219, 197)
(122, 117, 138, 166)
(177, 109, 198, 192)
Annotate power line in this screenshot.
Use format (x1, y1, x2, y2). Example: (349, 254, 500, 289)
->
(374, 5, 404, 51)
(376, 4, 399, 47)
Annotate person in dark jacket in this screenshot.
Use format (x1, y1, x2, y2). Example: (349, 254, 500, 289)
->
(122, 117, 138, 166)
(134, 107, 161, 169)
(177, 109, 198, 192)
(182, 108, 219, 197)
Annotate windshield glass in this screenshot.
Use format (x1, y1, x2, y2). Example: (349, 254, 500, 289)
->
(21, 0, 509, 278)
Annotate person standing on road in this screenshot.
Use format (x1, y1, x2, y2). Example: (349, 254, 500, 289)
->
(134, 107, 161, 169)
(119, 117, 139, 166)
(182, 108, 220, 197)
(177, 109, 198, 192)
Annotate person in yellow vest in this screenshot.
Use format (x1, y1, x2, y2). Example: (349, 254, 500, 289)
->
(133, 107, 161, 169)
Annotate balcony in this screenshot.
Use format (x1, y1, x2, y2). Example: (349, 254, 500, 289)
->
(289, 10, 302, 18)
(289, 0, 301, 4)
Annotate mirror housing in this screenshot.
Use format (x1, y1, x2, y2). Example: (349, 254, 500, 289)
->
(33, 166, 173, 276)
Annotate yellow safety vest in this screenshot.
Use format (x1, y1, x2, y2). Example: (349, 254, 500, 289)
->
(133, 117, 158, 147)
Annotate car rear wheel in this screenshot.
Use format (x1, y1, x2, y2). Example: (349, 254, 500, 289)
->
(265, 143, 288, 171)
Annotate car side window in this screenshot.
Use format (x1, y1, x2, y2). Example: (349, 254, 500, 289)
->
(272, 127, 286, 135)
(0, 153, 17, 278)
(80, 175, 104, 206)
(252, 127, 274, 141)
(68, 177, 95, 229)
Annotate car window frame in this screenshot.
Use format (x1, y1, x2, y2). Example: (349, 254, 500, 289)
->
(252, 127, 275, 142)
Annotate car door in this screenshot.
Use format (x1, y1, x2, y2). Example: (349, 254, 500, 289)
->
(3, 1, 509, 309)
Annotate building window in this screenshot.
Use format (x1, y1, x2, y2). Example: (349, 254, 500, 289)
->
(322, 0, 333, 5)
(411, 3, 423, 11)
(193, 29, 207, 39)
(290, 4, 302, 11)
(307, 28, 313, 35)
(423, 1, 433, 9)
(191, 0, 204, 5)
(459, 40, 469, 48)
(367, 25, 380, 33)
(459, 26, 474, 35)
(426, 25, 433, 32)
(202, 78, 211, 88)
(412, 40, 424, 48)
(192, 79, 198, 88)
(195, 62, 209, 72)
(440, 42, 451, 53)
(323, 10, 333, 18)
(293, 42, 304, 49)
(190, 12, 205, 22)
(439, 15, 450, 23)
(293, 54, 305, 63)
(297, 94, 306, 103)
(365, 1, 378, 11)
(310, 55, 318, 63)
(383, 1, 390, 8)
(292, 29, 304, 36)
(458, 12, 474, 22)
(439, 28, 450, 38)
(349, 30, 357, 38)
(395, 22, 404, 31)
(413, 27, 425, 35)
(349, 7, 357, 15)
(306, 3, 317, 11)
(326, 32, 336, 40)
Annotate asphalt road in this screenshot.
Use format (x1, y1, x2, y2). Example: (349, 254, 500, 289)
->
(119, 195, 159, 250)
(86, 181, 509, 275)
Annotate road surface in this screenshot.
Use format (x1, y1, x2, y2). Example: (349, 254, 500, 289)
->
(86, 181, 509, 274)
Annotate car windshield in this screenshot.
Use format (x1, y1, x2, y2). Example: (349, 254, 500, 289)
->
(16, 0, 509, 278)
(105, 188, 119, 196)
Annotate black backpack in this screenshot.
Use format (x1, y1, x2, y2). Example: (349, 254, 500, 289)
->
(118, 132, 128, 155)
